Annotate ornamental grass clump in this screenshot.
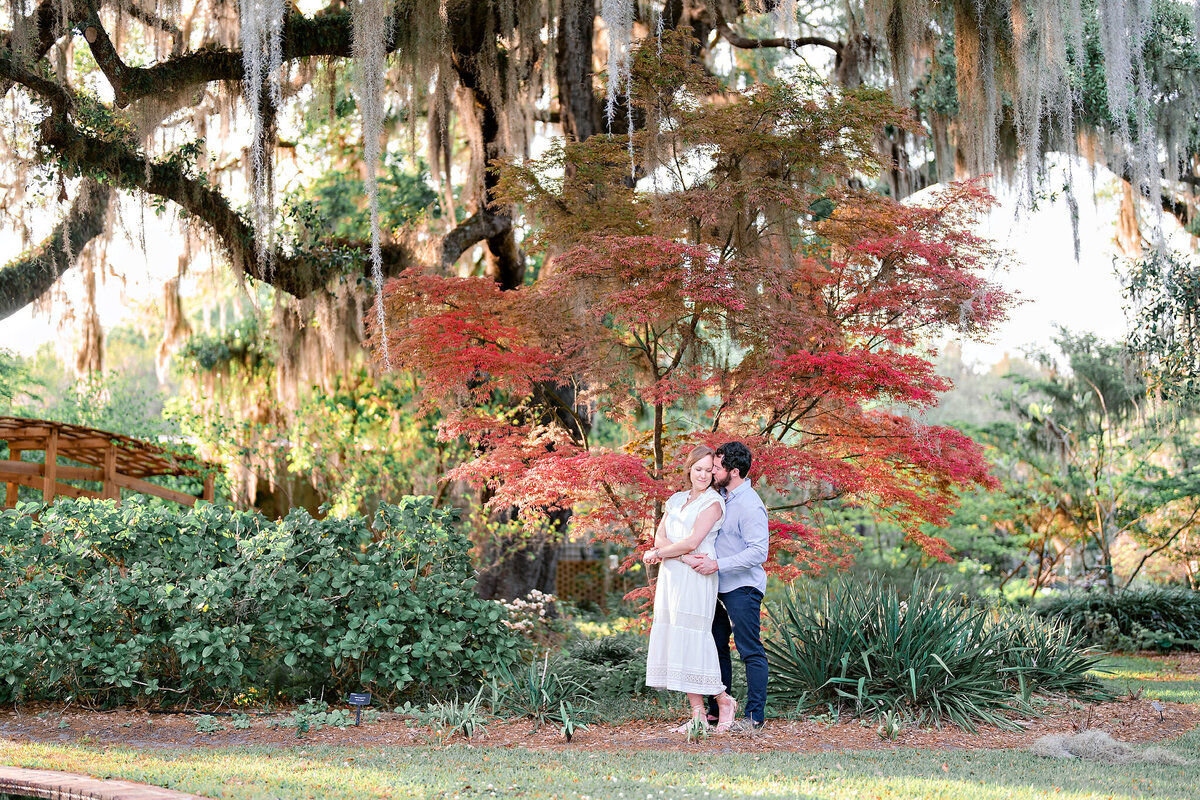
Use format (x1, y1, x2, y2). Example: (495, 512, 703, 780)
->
(765, 576, 1109, 731)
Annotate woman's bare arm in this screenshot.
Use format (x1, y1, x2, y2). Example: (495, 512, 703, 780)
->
(653, 513, 670, 549)
(654, 503, 722, 559)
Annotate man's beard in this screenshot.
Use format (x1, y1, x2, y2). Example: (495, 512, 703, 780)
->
(713, 473, 730, 488)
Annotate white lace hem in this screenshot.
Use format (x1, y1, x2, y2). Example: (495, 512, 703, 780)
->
(645, 664, 726, 694)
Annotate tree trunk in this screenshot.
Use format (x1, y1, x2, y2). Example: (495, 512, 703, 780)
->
(474, 503, 565, 601)
(1099, 517, 1117, 594)
(556, 0, 600, 144)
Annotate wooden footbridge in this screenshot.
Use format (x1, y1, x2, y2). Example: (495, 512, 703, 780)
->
(0, 416, 215, 508)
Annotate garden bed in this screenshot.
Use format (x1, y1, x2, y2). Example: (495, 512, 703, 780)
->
(2, 695, 1196, 755)
(4, 651, 1197, 758)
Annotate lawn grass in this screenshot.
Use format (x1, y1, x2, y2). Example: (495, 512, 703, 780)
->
(2, 653, 1197, 799)
(1091, 654, 1200, 705)
(2, 729, 1198, 800)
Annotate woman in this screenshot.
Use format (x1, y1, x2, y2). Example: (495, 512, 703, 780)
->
(644, 445, 738, 733)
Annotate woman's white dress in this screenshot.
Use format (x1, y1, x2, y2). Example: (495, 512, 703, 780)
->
(645, 488, 726, 694)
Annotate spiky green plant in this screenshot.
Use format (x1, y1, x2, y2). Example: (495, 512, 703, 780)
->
(489, 652, 594, 735)
(997, 613, 1114, 702)
(877, 708, 903, 740)
(425, 687, 489, 740)
(766, 576, 1108, 731)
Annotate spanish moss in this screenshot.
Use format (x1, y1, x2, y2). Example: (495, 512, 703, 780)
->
(238, 0, 286, 274)
(352, 0, 392, 368)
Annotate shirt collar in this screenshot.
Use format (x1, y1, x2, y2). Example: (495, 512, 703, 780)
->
(723, 479, 752, 500)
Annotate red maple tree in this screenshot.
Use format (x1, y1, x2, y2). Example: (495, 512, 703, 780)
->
(375, 31, 1010, 588)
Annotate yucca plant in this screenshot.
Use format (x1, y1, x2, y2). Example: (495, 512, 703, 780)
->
(997, 613, 1114, 702)
(425, 686, 489, 740)
(489, 652, 595, 734)
(766, 575, 1104, 732)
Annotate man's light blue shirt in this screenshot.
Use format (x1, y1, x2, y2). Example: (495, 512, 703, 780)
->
(715, 480, 769, 594)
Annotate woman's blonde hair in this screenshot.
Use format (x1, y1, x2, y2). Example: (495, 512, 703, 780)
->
(682, 444, 716, 490)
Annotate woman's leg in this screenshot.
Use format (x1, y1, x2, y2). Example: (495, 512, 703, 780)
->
(673, 693, 708, 733)
(714, 691, 738, 732)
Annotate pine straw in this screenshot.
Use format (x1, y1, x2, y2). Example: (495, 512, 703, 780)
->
(1, 697, 1197, 755)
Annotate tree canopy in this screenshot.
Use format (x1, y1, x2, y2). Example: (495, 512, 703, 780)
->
(380, 32, 1012, 583)
(1, 0, 1196, 332)
(3, 0, 1198, 597)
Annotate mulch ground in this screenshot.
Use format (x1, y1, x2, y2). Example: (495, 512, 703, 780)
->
(3, 700, 1196, 755)
(2, 654, 1197, 755)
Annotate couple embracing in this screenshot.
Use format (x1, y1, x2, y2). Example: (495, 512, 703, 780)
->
(643, 441, 768, 734)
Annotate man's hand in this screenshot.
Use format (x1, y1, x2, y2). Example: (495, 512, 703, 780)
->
(684, 554, 719, 575)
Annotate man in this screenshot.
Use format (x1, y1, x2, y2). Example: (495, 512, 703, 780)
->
(680, 441, 769, 730)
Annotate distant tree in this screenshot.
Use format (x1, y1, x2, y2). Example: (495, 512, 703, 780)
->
(976, 331, 1200, 593)
(0, 349, 25, 407)
(1124, 251, 1200, 401)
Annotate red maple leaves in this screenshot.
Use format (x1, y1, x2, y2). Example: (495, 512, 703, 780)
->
(371, 31, 1011, 581)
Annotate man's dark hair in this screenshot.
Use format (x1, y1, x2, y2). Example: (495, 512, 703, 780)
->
(715, 441, 752, 480)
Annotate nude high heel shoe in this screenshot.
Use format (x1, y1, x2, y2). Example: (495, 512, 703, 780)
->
(714, 694, 737, 733)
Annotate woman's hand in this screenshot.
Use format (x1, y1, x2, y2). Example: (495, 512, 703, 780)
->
(642, 548, 662, 565)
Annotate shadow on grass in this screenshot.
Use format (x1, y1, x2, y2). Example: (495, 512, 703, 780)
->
(1092, 654, 1200, 705)
(2, 725, 1198, 800)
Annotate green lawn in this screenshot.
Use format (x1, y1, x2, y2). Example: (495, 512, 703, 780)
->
(2, 653, 1197, 799)
(2, 731, 1198, 800)
(1091, 654, 1200, 705)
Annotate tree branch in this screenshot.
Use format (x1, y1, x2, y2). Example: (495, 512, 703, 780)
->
(440, 210, 511, 270)
(713, 12, 841, 54)
(117, 0, 184, 54)
(0, 179, 111, 319)
(0, 50, 73, 113)
(1122, 505, 1200, 589)
(0, 1, 62, 97)
(79, 5, 396, 108)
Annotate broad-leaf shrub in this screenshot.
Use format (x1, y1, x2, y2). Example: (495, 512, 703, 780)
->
(765, 576, 1110, 730)
(1034, 588, 1200, 651)
(0, 496, 523, 704)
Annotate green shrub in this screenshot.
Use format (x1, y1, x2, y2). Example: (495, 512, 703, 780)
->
(765, 576, 1110, 731)
(0, 496, 523, 705)
(1033, 588, 1200, 651)
(551, 632, 650, 703)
